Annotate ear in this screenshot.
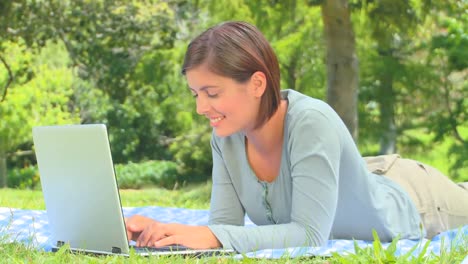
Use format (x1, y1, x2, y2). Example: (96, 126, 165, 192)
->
(249, 71, 267, 98)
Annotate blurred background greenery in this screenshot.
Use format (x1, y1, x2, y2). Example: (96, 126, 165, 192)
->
(0, 0, 466, 190)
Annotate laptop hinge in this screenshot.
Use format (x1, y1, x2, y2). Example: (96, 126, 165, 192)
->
(56, 241, 65, 248)
(112, 247, 122, 254)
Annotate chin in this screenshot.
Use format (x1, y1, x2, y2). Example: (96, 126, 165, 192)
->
(213, 127, 236, 138)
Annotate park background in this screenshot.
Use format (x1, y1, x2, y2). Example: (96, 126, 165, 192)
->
(0, 0, 466, 190)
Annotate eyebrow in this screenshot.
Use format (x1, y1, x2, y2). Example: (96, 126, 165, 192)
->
(188, 85, 219, 92)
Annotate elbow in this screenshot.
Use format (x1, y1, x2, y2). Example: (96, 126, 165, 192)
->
(297, 222, 329, 247)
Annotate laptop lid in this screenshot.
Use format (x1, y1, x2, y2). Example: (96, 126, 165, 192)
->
(33, 124, 131, 255)
(33, 124, 235, 257)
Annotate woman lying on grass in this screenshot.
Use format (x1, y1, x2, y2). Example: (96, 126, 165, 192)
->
(125, 21, 468, 253)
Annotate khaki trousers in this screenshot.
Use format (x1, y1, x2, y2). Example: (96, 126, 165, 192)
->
(365, 154, 468, 238)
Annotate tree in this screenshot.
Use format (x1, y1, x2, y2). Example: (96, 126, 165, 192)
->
(349, 0, 466, 177)
(1, 0, 191, 163)
(427, 13, 467, 179)
(0, 41, 80, 187)
(3, 0, 463, 185)
(360, 0, 421, 154)
(320, 0, 359, 141)
(40, 0, 184, 162)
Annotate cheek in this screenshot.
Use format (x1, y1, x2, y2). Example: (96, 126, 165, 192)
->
(212, 91, 254, 118)
(210, 98, 237, 114)
(227, 99, 258, 122)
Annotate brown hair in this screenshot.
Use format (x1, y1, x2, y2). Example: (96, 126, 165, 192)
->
(182, 21, 281, 129)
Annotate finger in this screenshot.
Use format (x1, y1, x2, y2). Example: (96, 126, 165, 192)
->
(137, 222, 162, 247)
(126, 222, 144, 242)
(139, 223, 177, 247)
(154, 235, 180, 248)
(145, 232, 169, 247)
(127, 229, 142, 242)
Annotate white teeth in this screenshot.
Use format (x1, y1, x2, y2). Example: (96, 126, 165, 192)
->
(210, 117, 224, 122)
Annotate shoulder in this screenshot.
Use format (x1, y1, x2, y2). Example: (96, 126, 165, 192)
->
(282, 89, 343, 130)
(281, 89, 349, 159)
(282, 90, 349, 174)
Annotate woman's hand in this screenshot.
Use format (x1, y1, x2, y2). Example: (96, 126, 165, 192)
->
(125, 214, 221, 249)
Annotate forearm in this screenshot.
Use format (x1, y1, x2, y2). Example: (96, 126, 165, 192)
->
(208, 222, 323, 253)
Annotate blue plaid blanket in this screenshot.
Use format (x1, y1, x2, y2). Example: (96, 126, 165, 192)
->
(1, 206, 467, 259)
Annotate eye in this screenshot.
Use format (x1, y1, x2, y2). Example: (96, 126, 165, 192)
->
(206, 92, 218, 98)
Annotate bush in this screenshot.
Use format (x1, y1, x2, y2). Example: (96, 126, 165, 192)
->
(7, 166, 40, 189)
(7, 160, 180, 190)
(114, 160, 180, 189)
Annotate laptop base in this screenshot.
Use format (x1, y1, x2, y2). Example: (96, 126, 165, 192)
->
(52, 242, 235, 257)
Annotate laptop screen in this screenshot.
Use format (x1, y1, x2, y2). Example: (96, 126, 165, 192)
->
(33, 124, 130, 254)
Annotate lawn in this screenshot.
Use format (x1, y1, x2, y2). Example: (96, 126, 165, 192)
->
(1, 184, 468, 263)
(0, 182, 212, 210)
(0, 184, 327, 263)
(1, 129, 467, 263)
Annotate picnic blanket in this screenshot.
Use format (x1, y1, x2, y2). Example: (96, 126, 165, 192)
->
(1, 206, 467, 259)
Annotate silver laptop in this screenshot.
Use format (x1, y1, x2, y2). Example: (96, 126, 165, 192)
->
(32, 124, 233, 257)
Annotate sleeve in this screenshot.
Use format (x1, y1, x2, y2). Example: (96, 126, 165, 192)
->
(208, 135, 245, 226)
(287, 110, 341, 245)
(208, 110, 342, 253)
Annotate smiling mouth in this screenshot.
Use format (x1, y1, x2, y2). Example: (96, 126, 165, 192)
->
(210, 116, 224, 122)
(209, 116, 225, 126)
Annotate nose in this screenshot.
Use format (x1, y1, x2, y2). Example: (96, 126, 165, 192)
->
(196, 95, 210, 115)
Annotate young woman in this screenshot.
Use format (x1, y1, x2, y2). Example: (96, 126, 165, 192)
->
(125, 21, 468, 253)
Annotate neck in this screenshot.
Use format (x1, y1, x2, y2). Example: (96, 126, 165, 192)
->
(245, 100, 287, 154)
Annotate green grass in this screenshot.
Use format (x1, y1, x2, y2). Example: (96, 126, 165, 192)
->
(1, 185, 468, 263)
(0, 182, 212, 210)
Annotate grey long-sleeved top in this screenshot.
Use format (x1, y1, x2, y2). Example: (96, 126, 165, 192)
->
(207, 89, 423, 253)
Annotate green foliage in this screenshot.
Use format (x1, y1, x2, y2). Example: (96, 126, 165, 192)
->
(114, 160, 179, 189)
(425, 13, 468, 179)
(0, 40, 80, 186)
(109, 46, 188, 163)
(431, 16, 468, 71)
(5, 161, 182, 190)
(0, 41, 34, 151)
(7, 166, 40, 189)
(353, 0, 467, 176)
(1, 0, 467, 183)
(48, 0, 184, 164)
(353, 0, 428, 151)
(53, 0, 178, 101)
(169, 121, 213, 183)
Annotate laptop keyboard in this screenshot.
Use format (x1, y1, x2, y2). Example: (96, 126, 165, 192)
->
(131, 245, 191, 253)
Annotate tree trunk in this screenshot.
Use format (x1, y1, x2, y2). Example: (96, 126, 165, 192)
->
(0, 149, 7, 188)
(285, 52, 298, 91)
(321, 0, 359, 142)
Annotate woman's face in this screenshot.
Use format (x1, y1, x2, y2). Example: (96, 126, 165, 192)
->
(185, 66, 262, 137)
